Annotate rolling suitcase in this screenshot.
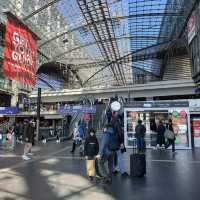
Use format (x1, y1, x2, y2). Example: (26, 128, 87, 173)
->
(130, 139, 146, 177)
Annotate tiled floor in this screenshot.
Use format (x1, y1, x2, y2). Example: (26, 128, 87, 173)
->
(0, 142, 200, 200)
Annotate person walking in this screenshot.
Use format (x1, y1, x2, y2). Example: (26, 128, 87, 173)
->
(84, 128, 99, 181)
(97, 124, 115, 183)
(18, 121, 24, 143)
(70, 123, 80, 153)
(165, 119, 176, 153)
(111, 112, 128, 176)
(135, 119, 146, 153)
(157, 120, 166, 148)
(6, 125, 15, 150)
(106, 108, 112, 123)
(22, 119, 35, 161)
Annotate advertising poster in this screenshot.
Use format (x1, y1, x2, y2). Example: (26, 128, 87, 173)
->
(3, 14, 37, 85)
(192, 118, 200, 147)
(187, 11, 196, 44)
(170, 109, 188, 146)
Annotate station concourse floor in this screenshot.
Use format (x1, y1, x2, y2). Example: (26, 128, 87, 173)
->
(0, 142, 200, 200)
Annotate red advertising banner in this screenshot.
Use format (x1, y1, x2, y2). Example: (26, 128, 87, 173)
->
(3, 15, 37, 86)
(187, 11, 196, 44)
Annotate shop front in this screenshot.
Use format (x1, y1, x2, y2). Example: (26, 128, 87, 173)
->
(124, 101, 191, 150)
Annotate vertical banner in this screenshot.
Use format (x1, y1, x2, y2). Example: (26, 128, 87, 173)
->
(187, 11, 196, 44)
(192, 118, 200, 147)
(3, 14, 37, 85)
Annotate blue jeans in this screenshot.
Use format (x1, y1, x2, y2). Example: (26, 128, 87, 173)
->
(12, 135, 16, 148)
(114, 150, 125, 174)
(137, 137, 145, 151)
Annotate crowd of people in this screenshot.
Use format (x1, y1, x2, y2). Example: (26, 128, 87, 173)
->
(0, 119, 36, 160)
(0, 104, 177, 183)
(70, 111, 128, 184)
(78, 113, 176, 183)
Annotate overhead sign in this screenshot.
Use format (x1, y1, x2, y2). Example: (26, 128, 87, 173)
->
(187, 11, 196, 44)
(3, 14, 38, 85)
(0, 107, 19, 114)
(125, 101, 189, 108)
(58, 105, 96, 114)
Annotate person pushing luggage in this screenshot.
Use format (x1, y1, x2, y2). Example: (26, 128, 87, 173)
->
(84, 128, 99, 181)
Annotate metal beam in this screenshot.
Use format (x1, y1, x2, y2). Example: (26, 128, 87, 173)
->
(83, 40, 172, 86)
(37, 77, 55, 89)
(67, 65, 83, 87)
(39, 12, 178, 48)
(75, 49, 165, 70)
(77, 0, 121, 85)
(53, 35, 167, 60)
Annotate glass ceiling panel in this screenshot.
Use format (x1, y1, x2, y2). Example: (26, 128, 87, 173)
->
(1, 0, 195, 89)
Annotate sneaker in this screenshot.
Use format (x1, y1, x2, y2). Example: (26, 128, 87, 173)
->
(95, 174, 104, 179)
(27, 153, 33, 156)
(22, 155, 31, 161)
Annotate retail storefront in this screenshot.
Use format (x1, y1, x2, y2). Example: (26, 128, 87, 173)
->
(124, 101, 191, 149)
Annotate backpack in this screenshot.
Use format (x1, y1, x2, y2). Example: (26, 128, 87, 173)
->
(108, 131, 120, 151)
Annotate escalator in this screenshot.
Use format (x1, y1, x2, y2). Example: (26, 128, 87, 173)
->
(62, 96, 93, 140)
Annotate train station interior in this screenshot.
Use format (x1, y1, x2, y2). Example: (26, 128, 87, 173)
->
(0, 0, 200, 199)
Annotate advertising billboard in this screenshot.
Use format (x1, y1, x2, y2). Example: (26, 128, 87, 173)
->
(3, 14, 37, 86)
(192, 118, 200, 147)
(187, 11, 196, 44)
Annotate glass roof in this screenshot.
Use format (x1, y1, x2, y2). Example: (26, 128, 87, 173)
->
(0, 0, 195, 89)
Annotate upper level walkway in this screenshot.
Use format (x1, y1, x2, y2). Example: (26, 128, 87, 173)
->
(0, 141, 200, 200)
(30, 79, 196, 102)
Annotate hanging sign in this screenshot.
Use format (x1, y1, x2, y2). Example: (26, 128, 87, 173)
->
(187, 11, 196, 44)
(58, 105, 96, 114)
(3, 13, 38, 85)
(0, 107, 19, 114)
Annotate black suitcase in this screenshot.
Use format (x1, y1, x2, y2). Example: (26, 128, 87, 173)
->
(130, 139, 146, 177)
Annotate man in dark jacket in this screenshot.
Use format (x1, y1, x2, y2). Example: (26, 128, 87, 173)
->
(111, 112, 128, 176)
(157, 120, 165, 148)
(22, 119, 35, 161)
(106, 108, 112, 123)
(111, 112, 123, 150)
(135, 119, 146, 152)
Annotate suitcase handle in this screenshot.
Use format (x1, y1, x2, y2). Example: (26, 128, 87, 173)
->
(133, 138, 137, 154)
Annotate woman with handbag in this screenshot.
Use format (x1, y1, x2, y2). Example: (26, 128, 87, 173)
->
(165, 119, 176, 153)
